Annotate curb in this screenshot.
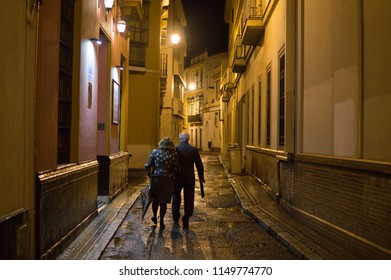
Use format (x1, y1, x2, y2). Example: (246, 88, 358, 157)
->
(218, 154, 323, 260)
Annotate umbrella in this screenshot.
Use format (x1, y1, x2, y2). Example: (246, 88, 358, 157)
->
(140, 184, 152, 221)
(199, 179, 205, 198)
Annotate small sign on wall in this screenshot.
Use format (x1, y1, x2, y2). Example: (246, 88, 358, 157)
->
(112, 80, 120, 124)
(88, 82, 92, 109)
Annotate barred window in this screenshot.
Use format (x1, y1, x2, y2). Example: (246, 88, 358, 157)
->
(279, 53, 285, 147)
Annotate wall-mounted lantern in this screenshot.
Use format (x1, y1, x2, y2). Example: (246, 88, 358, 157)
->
(104, 0, 114, 12)
(117, 19, 126, 33)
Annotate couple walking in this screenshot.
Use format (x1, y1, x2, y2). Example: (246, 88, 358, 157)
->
(144, 132, 205, 229)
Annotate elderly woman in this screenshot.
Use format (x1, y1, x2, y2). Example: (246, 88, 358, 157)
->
(145, 137, 180, 229)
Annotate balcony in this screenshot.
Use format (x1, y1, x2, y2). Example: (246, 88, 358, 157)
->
(232, 45, 247, 73)
(119, 0, 144, 21)
(173, 59, 185, 84)
(172, 98, 184, 118)
(160, 53, 168, 77)
(221, 82, 235, 102)
(242, 6, 264, 45)
(188, 114, 202, 123)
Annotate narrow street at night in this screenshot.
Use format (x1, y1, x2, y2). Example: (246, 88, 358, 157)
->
(58, 153, 358, 261)
(3, 1, 391, 275)
(58, 153, 296, 260)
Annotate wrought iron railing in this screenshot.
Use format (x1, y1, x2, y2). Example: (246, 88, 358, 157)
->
(188, 114, 202, 123)
(129, 42, 147, 67)
(160, 53, 168, 76)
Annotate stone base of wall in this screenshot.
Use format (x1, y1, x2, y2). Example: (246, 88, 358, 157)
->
(0, 209, 30, 259)
(97, 152, 130, 201)
(246, 147, 391, 259)
(36, 160, 99, 259)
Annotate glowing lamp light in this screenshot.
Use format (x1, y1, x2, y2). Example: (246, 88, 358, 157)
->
(117, 20, 126, 33)
(188, 82, 196, 91)
(104, 0, 114, 11)
(90, 38, 102, 45)
(170, 33, 181, 45)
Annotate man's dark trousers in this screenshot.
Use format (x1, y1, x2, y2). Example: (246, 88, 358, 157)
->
(172, 183, 195, 225)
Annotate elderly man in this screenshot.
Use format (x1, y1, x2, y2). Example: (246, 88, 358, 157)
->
(172, 132, 205, 229)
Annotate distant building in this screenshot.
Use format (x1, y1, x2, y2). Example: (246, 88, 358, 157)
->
(183, 51, 228, 152)
(159, 0, 187, 145)
(223, 0, 391, 258)
(127, 0, 187, 168)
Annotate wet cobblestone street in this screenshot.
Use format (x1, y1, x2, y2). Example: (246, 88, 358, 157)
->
(99, 154, 297, 260)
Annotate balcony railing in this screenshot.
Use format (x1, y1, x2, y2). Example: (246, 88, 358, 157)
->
(119, 0, 144, 21)
(188, 114, 202, 123)
(129, 42, 146, 67)
(242, 5, 265, 45)
(232, 45, 247, 73)
(160, 53, 168, 76)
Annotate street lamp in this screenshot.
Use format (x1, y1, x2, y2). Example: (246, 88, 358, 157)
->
(188, 82, 196, 91)
(170, 33, 181, 45)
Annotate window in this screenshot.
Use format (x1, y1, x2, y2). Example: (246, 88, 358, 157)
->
(214, 80, 220, 102)
(237, 97, 245, 146)
(246, 91, 250, 145)
(279, 53, 285, 147)
(251, 85, 254, 145)
(215, 111, 219, 127)
(266, 68, 271, 146)
(58, 0, 74, 164)
(129, 0, 149, 67)
(198, 94, 204, 113)
(258, 79, 262, 146)
(200, 69, 203, 88)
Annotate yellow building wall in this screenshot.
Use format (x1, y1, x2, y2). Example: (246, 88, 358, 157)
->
(35, 0, 61, 171)
(362, 0, 391, 162)
(236, 0, 286, 150)
(0, 0, 37, 258)
(127, 0, 161, 168)
(302, 0, 360, 158)
(128, 72, 160, 168)
(301, 0, 391, 162)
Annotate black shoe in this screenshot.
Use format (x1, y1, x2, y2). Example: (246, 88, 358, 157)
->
(151, 217, 157, 224)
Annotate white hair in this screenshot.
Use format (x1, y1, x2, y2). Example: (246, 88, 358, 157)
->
(179, 132, 190, 143)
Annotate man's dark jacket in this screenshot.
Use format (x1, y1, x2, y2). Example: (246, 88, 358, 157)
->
(176, 142, 204, 184)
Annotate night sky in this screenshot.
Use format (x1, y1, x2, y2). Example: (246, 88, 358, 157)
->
(181, 0, 228, 65)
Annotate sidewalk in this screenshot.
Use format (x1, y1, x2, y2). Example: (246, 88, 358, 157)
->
(219, 154, 358, 260)
(58, 153, 358, 260)
(57, 177, 146, 260)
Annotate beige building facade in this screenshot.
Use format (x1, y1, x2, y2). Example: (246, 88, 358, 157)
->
(159, 0, 187, 145)
(223, 0, 391, 258)
(184, 52, 228, 152)
(127, 0, 187, 168)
